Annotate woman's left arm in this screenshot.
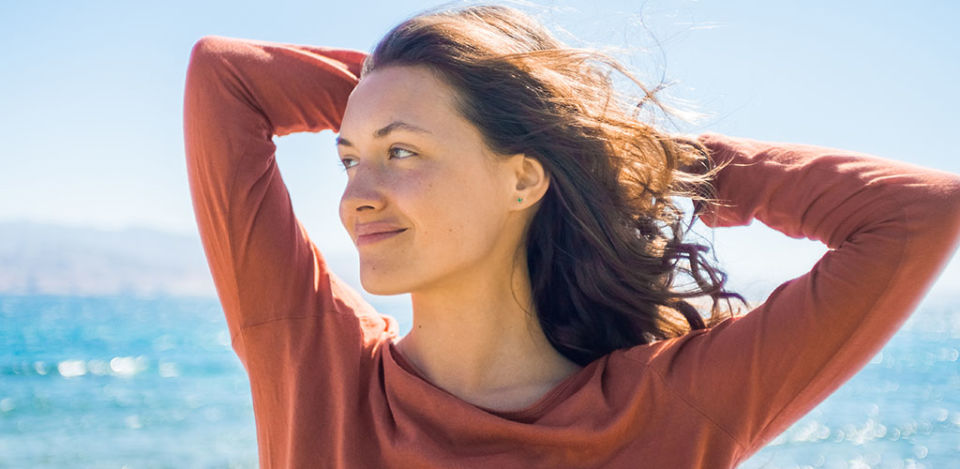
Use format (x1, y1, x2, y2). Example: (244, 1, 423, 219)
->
(640, 132, 960, 463)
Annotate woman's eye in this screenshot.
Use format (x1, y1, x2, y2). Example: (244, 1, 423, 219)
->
(389, 147, 417, 159)
(339, 147, 416, 172)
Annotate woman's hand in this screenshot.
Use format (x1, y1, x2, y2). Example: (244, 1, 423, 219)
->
(672, 135, 713, 176)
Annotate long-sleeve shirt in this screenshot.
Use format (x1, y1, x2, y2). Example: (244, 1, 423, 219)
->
(182, 35, 960, 469)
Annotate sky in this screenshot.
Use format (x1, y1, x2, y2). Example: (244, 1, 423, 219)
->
(1, 0, 958, 301)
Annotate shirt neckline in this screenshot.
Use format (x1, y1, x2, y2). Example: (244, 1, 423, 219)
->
(386, 340, 598, 422)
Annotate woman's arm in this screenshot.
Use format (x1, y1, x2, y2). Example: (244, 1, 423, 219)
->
(638, 133, 960, 462)
(182, 36, 387, 365)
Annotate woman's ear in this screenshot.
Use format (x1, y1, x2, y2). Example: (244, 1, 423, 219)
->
(512, 153, 549, 208)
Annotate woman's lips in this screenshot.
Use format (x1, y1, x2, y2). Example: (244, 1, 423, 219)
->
(357, 228, 407, 246)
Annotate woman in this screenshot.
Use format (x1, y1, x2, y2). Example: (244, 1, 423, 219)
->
(182, 4, 960, 468)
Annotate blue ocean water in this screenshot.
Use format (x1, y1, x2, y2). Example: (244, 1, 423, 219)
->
(0, 293, 957, 468)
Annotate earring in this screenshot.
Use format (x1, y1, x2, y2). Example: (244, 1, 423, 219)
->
(517, 197, 523, 203)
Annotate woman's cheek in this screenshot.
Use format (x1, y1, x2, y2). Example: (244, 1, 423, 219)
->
(420, 173, 470, 242)
(393, 169, 442, 231)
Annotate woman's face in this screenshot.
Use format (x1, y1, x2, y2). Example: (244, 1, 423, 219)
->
(336, 65, 525, 296)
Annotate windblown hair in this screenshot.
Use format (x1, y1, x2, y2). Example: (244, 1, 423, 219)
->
(363, 2, 749, 366)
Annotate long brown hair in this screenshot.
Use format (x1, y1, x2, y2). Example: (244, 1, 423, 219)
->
(362, 3, 749, 366)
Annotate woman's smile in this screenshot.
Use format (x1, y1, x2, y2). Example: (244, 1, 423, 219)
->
(357, 228, 408, 246)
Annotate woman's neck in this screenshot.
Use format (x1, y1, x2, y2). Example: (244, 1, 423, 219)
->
(395, 258, 583, 408)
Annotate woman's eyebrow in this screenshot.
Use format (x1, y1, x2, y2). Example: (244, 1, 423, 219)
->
(336, 121, 432, 148)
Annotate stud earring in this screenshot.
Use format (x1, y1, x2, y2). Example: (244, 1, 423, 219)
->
(518, 197, 523, 203)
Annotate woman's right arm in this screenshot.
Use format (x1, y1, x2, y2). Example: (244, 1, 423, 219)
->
(182, 36, 393, 365)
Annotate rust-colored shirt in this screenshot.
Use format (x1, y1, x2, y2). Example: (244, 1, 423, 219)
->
(182, 35, 960, 468)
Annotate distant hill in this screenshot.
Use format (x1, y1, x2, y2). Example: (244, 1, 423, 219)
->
(0, 220, 360, 299)
(0, 220, 216, 297)
(0, 219, 954, 316)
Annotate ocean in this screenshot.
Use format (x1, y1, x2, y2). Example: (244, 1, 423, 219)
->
(0, 293, 957, 468)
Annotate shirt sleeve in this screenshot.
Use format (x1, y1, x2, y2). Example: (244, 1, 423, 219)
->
(646, 132, 960, 462)
(182, 35, 394, 366)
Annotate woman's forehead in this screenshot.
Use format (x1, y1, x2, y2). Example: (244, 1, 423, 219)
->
(353, 65, 452, 107)
(342, 66, 472, 142)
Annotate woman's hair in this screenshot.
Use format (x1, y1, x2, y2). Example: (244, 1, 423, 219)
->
(362, 2, 749, 366)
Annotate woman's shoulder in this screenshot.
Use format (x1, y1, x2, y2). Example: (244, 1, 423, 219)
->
(616, 315, 742, 369)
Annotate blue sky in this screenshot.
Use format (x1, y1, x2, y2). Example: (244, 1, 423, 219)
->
(1, 0, 958, 301)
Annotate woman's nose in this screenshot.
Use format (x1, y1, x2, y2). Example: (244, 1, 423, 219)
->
(340, 167, 386, 213)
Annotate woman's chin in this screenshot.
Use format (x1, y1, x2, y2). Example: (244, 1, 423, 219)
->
(359, 275, 409, 296)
